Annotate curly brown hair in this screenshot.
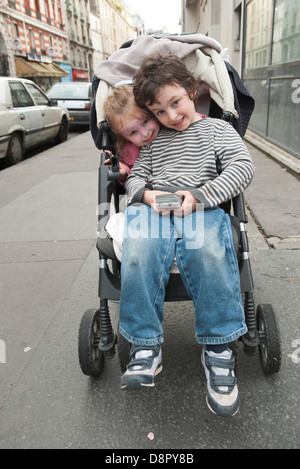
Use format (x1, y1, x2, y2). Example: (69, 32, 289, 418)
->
(133, 52, 197, 109)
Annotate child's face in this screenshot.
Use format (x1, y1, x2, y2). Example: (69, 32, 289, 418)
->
(147, 84, 200, 131)
(119, 112, 160, 147)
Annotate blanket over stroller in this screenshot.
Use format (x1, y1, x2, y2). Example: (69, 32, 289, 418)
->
(94, 34, 239, 126)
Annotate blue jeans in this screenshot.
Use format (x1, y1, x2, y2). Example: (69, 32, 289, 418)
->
(119, 204, 247, 346)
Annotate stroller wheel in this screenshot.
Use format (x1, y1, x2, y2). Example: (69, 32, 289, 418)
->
(117, 329, 131, 373)
(257, 304, 281, 374)
(78, 309, 105, 376)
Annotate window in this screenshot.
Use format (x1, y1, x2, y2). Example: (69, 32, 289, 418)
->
(245, 0, 273, 70)
(29, 29, 36, 52)
(62, 39, 67, 58)
(35, 0, 40, 11)
(9, 82, 34, 107)
(12, 22, 19, 37)
(24, 0, 31, 13)
(272, 0, 300, 64)
(52, 0, 56, 20)
(45, 0, 50, 18)
(245, 0, 300, 70)
(26, 83, 49, 105)
(57, 1, 63, 23)
(39, 32, 45, 54)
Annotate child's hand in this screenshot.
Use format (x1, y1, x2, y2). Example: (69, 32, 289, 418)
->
(143, 190, 171, 215)
(172, 191, 198, 217)
(104, 153, 127, 181)
(118, 162, 128, 181)
(143, 190, 199, 217)
(104, 149, 112, 167)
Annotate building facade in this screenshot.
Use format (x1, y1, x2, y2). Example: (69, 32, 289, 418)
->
(65, 0, 93, 82)
(0, 0, 137, 88)
(90, 0, 103, 72)
(97, 0, 136, 61)
(182, 0, 244, 72)
(90, 0, 136, 74)
(181, 0, 300, 162)
(0, 0, 70, 89)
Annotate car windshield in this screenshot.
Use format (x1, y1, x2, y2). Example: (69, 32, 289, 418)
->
(48, 84, 91, 99)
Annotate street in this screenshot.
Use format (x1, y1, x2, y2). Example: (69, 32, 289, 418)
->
(0, 131, 299, 450)
(0, 126, 83, 172)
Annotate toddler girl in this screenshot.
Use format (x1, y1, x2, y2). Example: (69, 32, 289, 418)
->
(102, 84, 160, 182)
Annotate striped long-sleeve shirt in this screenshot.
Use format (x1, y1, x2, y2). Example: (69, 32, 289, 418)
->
(125, 117, 254, 208)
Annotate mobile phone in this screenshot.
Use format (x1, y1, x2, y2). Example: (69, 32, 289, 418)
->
(155, 194, 183, 209)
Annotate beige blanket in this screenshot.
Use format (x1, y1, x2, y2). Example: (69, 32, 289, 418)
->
(95, 34, 238, 127)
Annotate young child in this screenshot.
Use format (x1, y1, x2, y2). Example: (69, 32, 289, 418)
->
(101, 85, 160, 259)
(102, 84, 160, 182)
(118, 53, 254, 417)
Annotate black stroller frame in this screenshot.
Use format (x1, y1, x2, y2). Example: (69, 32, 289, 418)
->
(78, 43, 282, 378)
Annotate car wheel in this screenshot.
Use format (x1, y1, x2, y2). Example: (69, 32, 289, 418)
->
(55, 117, 69, 144)
(6, 133, 23, 165)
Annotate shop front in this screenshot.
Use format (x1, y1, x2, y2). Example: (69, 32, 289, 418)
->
(15, 56, 69, 91)
(72, 69, 89, 82)
(59, 62, 73, 82)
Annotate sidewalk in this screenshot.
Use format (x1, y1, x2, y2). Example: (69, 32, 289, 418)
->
(0, 132, 99, 408)
(244, 141, 300, 250)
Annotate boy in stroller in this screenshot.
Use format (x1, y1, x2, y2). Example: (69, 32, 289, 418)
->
(117, 53, 254, 417)
(80, 34, 281, 420)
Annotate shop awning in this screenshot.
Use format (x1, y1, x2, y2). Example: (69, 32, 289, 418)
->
(16, 58, 69, 78)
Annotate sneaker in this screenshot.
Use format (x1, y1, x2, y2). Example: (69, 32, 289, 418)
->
(201, 347, 239, 417)
(121, 345, 162, 389)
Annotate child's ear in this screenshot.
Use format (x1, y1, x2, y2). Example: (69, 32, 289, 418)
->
(189, 90, 197, 101)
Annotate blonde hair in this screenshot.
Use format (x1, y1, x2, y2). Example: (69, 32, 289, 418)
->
(103, 84, 151, 153)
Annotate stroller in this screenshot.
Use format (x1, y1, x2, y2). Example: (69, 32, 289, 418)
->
(78, 34, 281, 378)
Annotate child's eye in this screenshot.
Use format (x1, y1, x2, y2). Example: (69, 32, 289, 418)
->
(156, 110, 165, 116)
(172, 99, 180, 107)
(143, 119, 150, 125)
(129, 130, 137, 136)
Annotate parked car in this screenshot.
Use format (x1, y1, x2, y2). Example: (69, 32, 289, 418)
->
(47, 82, 92, 126)
(0, 77, 70, 165)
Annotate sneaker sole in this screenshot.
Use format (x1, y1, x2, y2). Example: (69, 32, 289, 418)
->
(206, 394, 240, 417)
(121, 364, 163, 390)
